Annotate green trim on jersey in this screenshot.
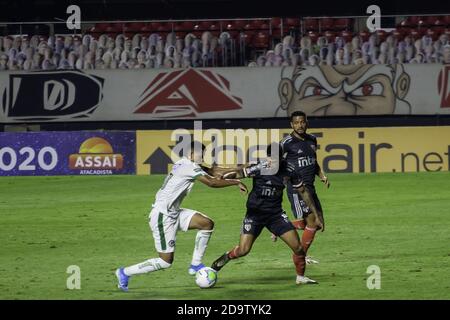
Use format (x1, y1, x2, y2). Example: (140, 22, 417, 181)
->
(158, 213, 166, 251)
(193, 172, 205, 178)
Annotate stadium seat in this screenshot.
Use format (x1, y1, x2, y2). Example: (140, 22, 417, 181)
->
(252, 31, 270, 49)
(224, 21, 235, 32)
(89, 23, 107, 34)
(425, 16, 444, 27)
(319, 18, 335, 31)
(173, 22, 184, 32)
(259, 21, 270, 30)
(198, 21, 212, 31)
(249, 20, 262, 29)
(243, 22, 253, 30)
(179, 21, 195, 31)
(445, 16, 450, 26)
(284, 17, 300, 37)
(269, 17, 283, 40)
(399, 16, 423, 28)
(270, 17, 282, 30)
(122, 23, 132, 33)
(105, 24, 122, 34)
(240, 31, 254, 46)
(92, 23, 110, 34)
(417, 17, 426, 28)
(153, 22, 171, 33)
(232, 20, 247, 31)
(129, 22, 145, 32)
(334, 18, 353, 31)
(150, 22, 161, 31)
(304, 18, 319, 31)
(209, 21, 220, 32)
(140, 23, 153, 34)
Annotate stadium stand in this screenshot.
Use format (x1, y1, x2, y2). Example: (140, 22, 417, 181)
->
(0, 15, 449, 71)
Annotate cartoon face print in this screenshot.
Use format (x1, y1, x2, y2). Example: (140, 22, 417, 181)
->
(278, 64, 411, 116)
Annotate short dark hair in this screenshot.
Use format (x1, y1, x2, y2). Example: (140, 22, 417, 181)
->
(290, 111, 307, 122)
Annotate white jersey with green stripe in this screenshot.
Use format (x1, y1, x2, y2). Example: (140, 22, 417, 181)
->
(151, 157, 206, 218)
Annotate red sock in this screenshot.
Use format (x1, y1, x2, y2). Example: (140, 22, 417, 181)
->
(292, 253, 306, 276)
(292, 219, 306, 230)
(301, 226, 317, 253)
(227, 246, 239, 259)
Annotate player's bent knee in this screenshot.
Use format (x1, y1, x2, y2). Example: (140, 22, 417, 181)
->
(293, 247, 304, 256)
(306, 221, 317, 228)
(202, 218, 214, 230)
(158, 253, 174, 265)
(306, 214, 318, 228)
(192, 212, 214, 230)
(157, 257, 172, 269)
(311, 217, 322, 229)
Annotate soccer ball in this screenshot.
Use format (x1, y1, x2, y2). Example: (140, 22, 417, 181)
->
(195, 267, 217, 288)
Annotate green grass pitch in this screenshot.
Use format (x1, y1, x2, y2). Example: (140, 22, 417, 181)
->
(1, 172, 449, 300)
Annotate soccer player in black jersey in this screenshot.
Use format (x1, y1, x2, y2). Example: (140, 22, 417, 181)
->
(281, 111, 329, 261)
(210, 152, 317, 284)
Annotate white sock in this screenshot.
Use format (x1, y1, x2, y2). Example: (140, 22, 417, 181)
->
(191, 229, 213, 266)
(123, 258, 171, 276)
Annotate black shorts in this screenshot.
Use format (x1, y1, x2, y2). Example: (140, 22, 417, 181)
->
(286, 182, 323, 219)
(241, 209, 295, 238)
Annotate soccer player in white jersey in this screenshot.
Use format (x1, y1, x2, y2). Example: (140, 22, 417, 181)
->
(115, 142, 248, 291)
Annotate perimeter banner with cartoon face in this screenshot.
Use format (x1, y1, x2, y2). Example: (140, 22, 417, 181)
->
(0, 65, 449, 122)
(0, 131, 135, 176)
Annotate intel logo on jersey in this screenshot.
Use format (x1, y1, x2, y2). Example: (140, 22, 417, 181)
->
(298, 156, 316, 168)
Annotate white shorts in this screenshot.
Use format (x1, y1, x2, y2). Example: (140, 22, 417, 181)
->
(149, 208, 197, 253)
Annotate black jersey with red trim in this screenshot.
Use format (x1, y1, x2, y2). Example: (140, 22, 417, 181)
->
(280, 133, 318, 187)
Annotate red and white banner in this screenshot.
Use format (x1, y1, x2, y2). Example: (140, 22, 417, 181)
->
(1, 64, 449, 123)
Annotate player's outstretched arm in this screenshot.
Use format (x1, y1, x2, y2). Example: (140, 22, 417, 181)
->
(197, 175, 248, 194)
(222, 168, 246, 179)
(200, 159, 271, 180)
(200, 164, 245, 179)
